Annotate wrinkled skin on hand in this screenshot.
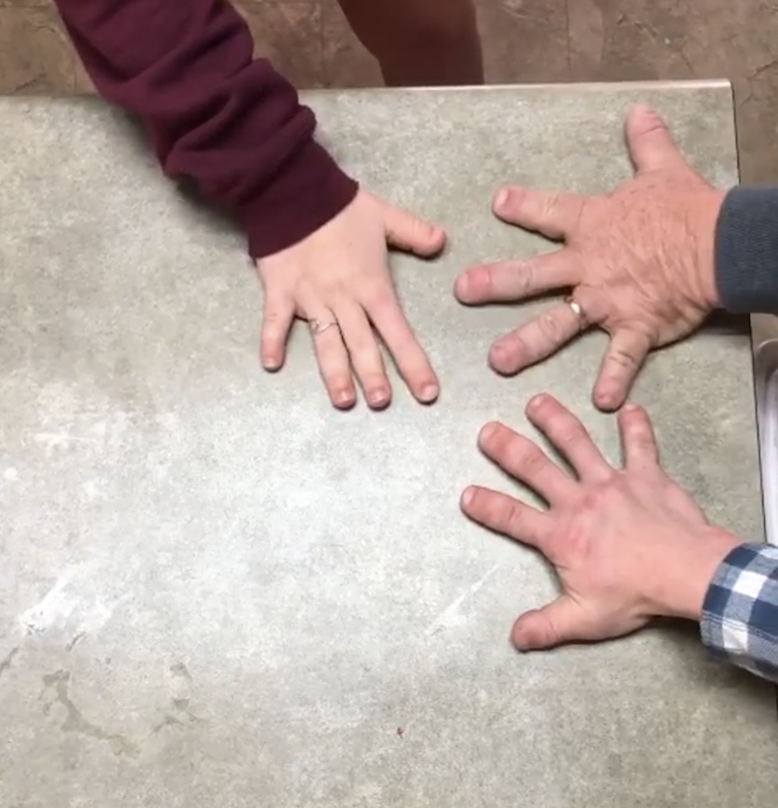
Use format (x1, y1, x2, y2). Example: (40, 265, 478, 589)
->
(455, 105, 725, 411)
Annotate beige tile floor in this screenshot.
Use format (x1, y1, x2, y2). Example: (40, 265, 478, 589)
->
(1, 0, 777, 181)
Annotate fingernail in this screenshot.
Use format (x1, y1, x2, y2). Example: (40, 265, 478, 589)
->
(337, 390, 354, 406)
(594, 388, 616, 410)
(528, 394, 547, 410)
(369, 389, 390, 407)
(264, 357, 280, 371)
(454, 274, 471, 299)
(421, 383, 439, 402)
(490, 344, 508, 364)
(512, 629, 528, 652)
(622, 401, 638, 412)
(494, 189, 509, 210)
(480, 422, 499, 442)
(461, 487, 474, 507)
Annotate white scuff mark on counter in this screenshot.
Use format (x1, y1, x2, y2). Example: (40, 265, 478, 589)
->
(3, 467, 18, 481)
(30, 412, 133, 456)
(18, 567, 82, 634)
(17, 563, 120, 643)
(426, 564, 499, 636)
(32, 432, 100, 456)
(82, 480, 99, 500)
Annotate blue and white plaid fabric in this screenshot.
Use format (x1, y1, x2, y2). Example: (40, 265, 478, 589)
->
(701, 543, 778, 681)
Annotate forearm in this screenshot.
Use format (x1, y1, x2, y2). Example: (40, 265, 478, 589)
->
(715, 186, 778, 312)
(700, 543, 778, 681)
(53, 0, 357, 257)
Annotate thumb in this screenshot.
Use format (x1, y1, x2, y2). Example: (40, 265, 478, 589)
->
(625, 104, 689, 175)
(511, 596, 583, 651)
(382, 202, 446, 257)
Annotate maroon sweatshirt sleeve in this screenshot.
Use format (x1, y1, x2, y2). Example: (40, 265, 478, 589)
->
(53, 0, 359, 258)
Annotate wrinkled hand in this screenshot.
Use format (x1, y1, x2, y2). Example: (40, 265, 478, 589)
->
(257, 190, 445, 409)
(461, 395, 740, 650)
(455, 105, 725, 411)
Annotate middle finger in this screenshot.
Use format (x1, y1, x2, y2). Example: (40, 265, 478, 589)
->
(455, 250, 578, 305)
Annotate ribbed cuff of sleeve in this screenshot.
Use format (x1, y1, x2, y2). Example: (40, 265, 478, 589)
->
(714, 185, 778, 314)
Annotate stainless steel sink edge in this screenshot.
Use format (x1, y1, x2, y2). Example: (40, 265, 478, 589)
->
(752, 314, 778, 545)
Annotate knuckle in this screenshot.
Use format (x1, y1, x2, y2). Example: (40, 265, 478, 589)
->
(326, 373, 353, 392)
(504, 260, 535, 297)
(522, 265, 535, 296)
(483, 266, 499, 294)
(495, 497, 524, 532)
(542, 191, 562, 219)
(263, 308, 286, 327)
(640, 114, 668, 137)
(363, 287, 397, 313)
(511, 440, 547, 474)
(608, 349, 640, 370)
(543, 616, 565, 647)
(509, 260, 535, 296)
(556, 422, 589, 450)
(538, 310, 563, 340)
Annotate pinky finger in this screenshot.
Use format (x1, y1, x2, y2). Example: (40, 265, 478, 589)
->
(260, 291, 295, 371)
(593, 328, 652, 411)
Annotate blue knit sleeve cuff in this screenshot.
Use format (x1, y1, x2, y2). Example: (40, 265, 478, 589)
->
(715, 185, 778, 314)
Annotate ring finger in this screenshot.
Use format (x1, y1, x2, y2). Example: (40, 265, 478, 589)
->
(489, 297, 589, 376)
(306, 305, 356, 409)
(333, 300, 392, 409)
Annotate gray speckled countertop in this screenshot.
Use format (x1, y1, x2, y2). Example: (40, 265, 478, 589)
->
(0, 83, 775, 807)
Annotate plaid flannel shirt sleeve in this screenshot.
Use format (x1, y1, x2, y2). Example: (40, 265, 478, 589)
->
(700, 543, 778, 681)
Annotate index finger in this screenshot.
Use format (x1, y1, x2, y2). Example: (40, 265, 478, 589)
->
(493, 186, 587, 241)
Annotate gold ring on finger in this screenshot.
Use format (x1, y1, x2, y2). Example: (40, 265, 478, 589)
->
(309, 318, 339, 336)
(564, 295, 589, 331)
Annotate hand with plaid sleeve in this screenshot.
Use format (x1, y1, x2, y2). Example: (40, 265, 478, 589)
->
(461, 394, 778, 682)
